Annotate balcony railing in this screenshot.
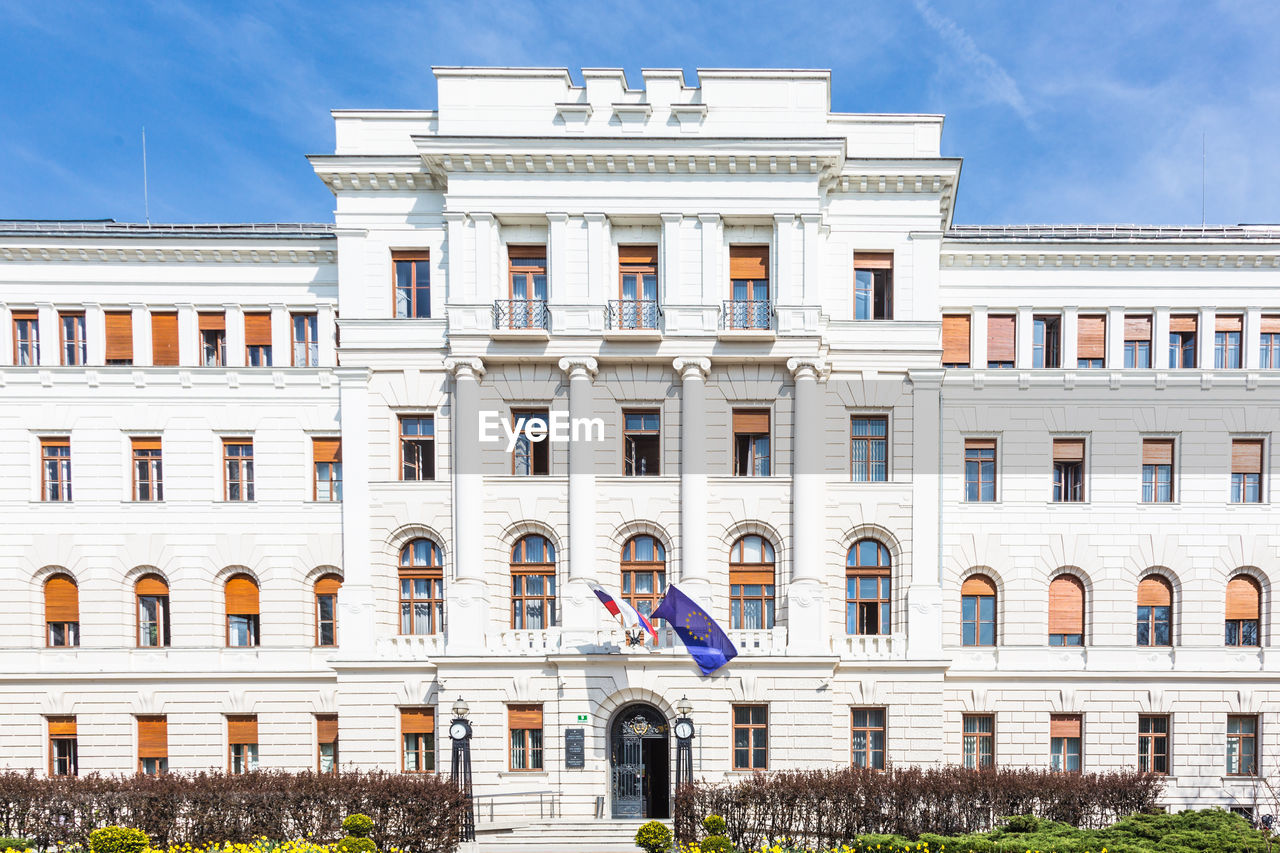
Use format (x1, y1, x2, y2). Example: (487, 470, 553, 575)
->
(377, 633, 445, 659)
(721, 299, 773, 330)
(496, 629, 561, 654)
(494, 298, 549, 331)
(607, 300, 661, 330)
(837, 633, 906, 660)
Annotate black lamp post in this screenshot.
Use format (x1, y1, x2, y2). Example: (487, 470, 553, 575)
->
(448, 697, 475, 842)
(673, 694, 694, 789)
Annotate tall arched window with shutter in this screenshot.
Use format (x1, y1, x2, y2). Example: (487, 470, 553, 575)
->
(961, 574, 997, 646)
(1137, 574, 1173, 646)
(399, 538, 443, 635)
(1226, 574, 1261, 647)
(225, 574, 260, 647)
(846, 539, 891, 635)
(729, 535, 776, 630)
(1048, 574, 1085, 646)
(315, 574, 342, 647)
(135, 574, 171, 648)
(511, 535, 556, 629)
(45, 574, 80, 647)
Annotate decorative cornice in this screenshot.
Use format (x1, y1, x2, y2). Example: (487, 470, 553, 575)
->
(0, 246, 335, 264)
(308, 155, 435, 194)
(940, 251, 1280, 269)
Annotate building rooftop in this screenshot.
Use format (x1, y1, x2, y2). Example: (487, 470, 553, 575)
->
(946, 224, 1280, 241)
(0, 220, 335, 238)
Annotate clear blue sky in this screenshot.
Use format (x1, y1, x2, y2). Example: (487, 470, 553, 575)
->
(2, 0, 1277, 226)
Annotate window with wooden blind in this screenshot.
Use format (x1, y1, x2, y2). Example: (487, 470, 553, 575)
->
(244, 312, 273, 366)
(292, 312, 319, 366)
(13, 310, 39, 365)
(315, 574, 341, 647)
(1225, 574, 1261, 647)
(151, 312, 179, 366)
(732, 705, 768, 770)
(227, 714, 258, 773)
(1169, 314, 1197, 368)
(199, 312, 226, 366)
(399, 416, 435, 481)
(730, 535, 776, 630)
(401, 707, 435, 772)
(1137, 574, 1173, 646)
(850, 708, 886, 769)
(48, 716, 78, 776)
(508, 704, 544, 771)
(45, 574, 79, 647)
(1141, 439, 1175, 503)
(986, 314, 1015, 368)
(223, 439, 254, 501)
(511, 535, 557, 630)
(1050, 714, 1082, 773)
(400, 538, 444, 635)
(317, 713, 338, 773)
(1052, 438, 1085, 502)
(105, 311, 133, 364)
(962, 714, 994, 769)
(623, 410, 661, 476)
(621, 535, 667, 624)
(853, 252, 892, 320)
(1033, 315, 1061, 368)
(732, 408, 770, 476)
(1231, 439, 1263, 504)
(961, 574, 997, 646)
(225, 574, 260, 647)
(131, 436, 163, 501)
(1077, 315, 1106, 368)
(1048, 574, 1085, 646)
(846, 539, 891, 635)
(41, 437, 72, 502)
(394, 251, 431, 319)
(1227, 715, 1258, 776)
(59, 312, 86, 366)
(1215, 314, 1243, 369)
(1124, 315, 1153, 368)
(1261, 316, 1280, 369)
(617, 245, 659, 330)
(313, 437, 342, 502)
(728, 246, 770, 330)
(138, 715, 168, 775)
(136, 574, 170, 648)
(505, 245, 547, 329)
(964, 438, 996, 502)
(942, 315, 971, 367)
(1138, 715, 1169, 775)
(850, 415, 888, 482)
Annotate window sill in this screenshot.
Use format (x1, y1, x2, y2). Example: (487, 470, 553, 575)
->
(491, 328, 551, 341)
(604, 329, 663, 341)
(498, 770, 549, 778)
(717, 329, 776, 342)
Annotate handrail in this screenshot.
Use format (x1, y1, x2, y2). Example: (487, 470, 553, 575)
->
(472, 787, 559, 822)
(721, 299, 773, 330)
(494, 298, 550, 330)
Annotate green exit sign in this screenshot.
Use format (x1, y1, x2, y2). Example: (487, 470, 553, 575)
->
(577, 714, 589, 722)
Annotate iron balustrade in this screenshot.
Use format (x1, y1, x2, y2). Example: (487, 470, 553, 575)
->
(607, 299, 661, 330)
(722, 299, 773, 330)
(494, 298, 550, 330)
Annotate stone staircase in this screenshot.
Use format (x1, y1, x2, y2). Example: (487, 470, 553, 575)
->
(472, 817, 666, 853)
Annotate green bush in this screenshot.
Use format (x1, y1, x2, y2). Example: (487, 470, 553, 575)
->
(88, 827, 149, 853)
(0, 840, 32, 852)
(341, 814, 375, 839)
(1001, 813, 1039, 833)
(701, 815, 727, 837)
(700, 836, 733, 853)
(636, 820, 672, 853)
(335, 839, 377, 853)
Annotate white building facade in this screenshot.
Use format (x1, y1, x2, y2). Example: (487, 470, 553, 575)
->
(3, 67, 1280, 822)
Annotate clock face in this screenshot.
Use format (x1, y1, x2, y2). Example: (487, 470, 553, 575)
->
(674, 721, 694, 740)
(450, 721, 469, 740)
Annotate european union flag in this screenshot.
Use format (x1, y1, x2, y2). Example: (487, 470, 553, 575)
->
(652, 583, 738, 675)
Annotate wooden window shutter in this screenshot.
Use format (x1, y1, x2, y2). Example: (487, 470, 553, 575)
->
(1124, 315, 1153, 340)
(1216, 314, 1243, 333)
(507, 245, 546, 260)
(1142, 439, 1174, 466)
(45, 575, 79, 623)
(243, 313, 273, 346)
(131, 436, 162, 452)
(961, 574, 997, 597)
(1260, 316, 1280, 334)
(135, 574, 169, 597)
(48, 716, 77, 737)
(1050, 714, 1081, 738)
(853, 252, 893, 270)
(508, 704, 543, 729)
(942, 315, 971, 364)
(1137, 575, 1172, 607)
(1053, 439, 1085, 462)
(1048, 575, 1085, 636)
(618, 245, 658, 266)
(1077, 315, 1106, 360)
(965, 438, 997, 452)
(104, 312, 133, 361)
(12, 309, 37, 322)
(316, 714, 338, 744)
(1232, 440, 1264, 475)
(1168, 314, 1197, 334)
(986, 315, 1016, 362)
(400, 707, 435, 735)
(227, 715, 257, 743)
(315, 574, 341, 596)
(138, 715, 168, 758)
(1226, 576, 1261, 621)
(151, 312, 179, 366)
(199, 312, 226, 332)
(732, 409, 770, 434)
(729, 245, 769, 280)
(225, 575, 259, 615)
(313, 437, 341, 464)
(729, 566, 776, 586)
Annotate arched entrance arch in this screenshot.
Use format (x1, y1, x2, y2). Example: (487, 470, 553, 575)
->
(609, 702, 670, 819)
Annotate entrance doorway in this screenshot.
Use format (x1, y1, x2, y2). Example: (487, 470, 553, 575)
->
(609, 703, 670, 819)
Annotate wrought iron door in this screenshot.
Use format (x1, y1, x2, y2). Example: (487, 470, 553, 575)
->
(610, 706, 666, 818)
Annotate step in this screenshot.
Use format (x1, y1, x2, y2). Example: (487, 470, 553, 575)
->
(474, 818, 669, 853)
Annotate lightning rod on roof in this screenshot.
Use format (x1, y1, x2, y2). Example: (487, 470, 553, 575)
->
(142, 127, 151, 225)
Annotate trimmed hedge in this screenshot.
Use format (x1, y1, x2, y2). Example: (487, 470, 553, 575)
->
(0, 770, 468, 853)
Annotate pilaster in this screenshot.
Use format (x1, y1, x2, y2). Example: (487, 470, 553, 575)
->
(1153, 307, 1172, 369)
(906, 369, 945, 660)
(1015, 306, 1033, 369)
(673, 356, 712, 604)
(224, 304, 246, 368)
(559, 355, 600, 638)
(970, 306, 988, 368)
(1198, 306, 1216, 368)
(445, 356, 488, 653)
(36, 303, 56, 367)
(270, 303, 291, 367)
(1245, 307, 1263, 370)
(177, 304, 198, 367)
(786, 356, 828, 655)
(131, 304, 151, 367)
(1061, 306, 1078, 368)
(85, 303, 106, 366)
(335, 367, 376, 658)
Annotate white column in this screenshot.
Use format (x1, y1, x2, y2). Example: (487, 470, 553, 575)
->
(1153, 307, 1172, 369)
(559, 356, 600, 638)
(270, 304, 290, 367)
(335, 367, 376, 657)
(225, 304, 246, 368)
(1198, 307, 1216, 369)
(318, 302, 337, 367)
(37, 303, 57, 366)
(0, 304, 12, 366)
(472, 212, 495, 306)
(773, 214, 796, 304)
(698, 214, 721, 306)
(660, 214, 683, 303)
(443, 212, 470, 303)
(85, 303, 106, 366)
(1245, 307, 1263, 370)
(673, 357, 712, 603)
(177, 304, 198, 367)
(131, 304, 152, 367)
(1061, 306, 1079, 368)
(1106, 307, 1125, 369)
(547, 212, 569, 305)
(906, 370, 945, 659)
(1015, 306, 1034, 369)
(585, 213, 609, 307)
(445, 356, 488, 653)
(970, 306, 988, 368)
(786, 357, 828, 655)
(800, 214, 822, 306)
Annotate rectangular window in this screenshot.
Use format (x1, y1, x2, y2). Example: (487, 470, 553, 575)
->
(1033, 316, 1061, 368)
(13, 310, 39, 365)
(1169, 315, 1197, 368)
(964, 439, 996, 502)
(942, 314, 971, 368)
(1050, 714, 1082, 773)
(962, 714, 994, 769)
(850, 416, 888, 482)
(223, 439, 254, 501)
(728, 246, 770, 330)
(105, 311, 133, 365)
(508, 704, 544, 771)
(1141, 439, 1175, 503)
(401, 708, 435, 773)
(1231, 439, 1264, 504)
(59, 312, 86, 366)
(1215, 315, 1243, 369)
(394, 251, 431, 319)
(313, 438, 342, 502)
(732, 705, 768, 770)
(732, 409, 770, 477)
(151, 311, 179, 366)
(506, 246, 547, 329)
(132, 437, 163, 501)
(317, 714, 338, 773)
(512, 409, 551, 476)
(1077, 314, 1106, 368)
(624, 410, 661, 476)
(1125, 315, 1153, 368)
(1138, 715, 1169, 775)
(1261, 316, 1280, 368)
(617, 245, 659, 329)
(1052, 438, 1085, 503)
(41, 437, 72, 502)
(399, 416, 436, 481)
(199, 312, 226, 366)
(853, 253, 893, 320)
(228, 715, 258, 774)
(850, 708, 886, 770)
(244, 312, 273, 366)
(1227, 715, 1258, 776)
(138, 715, 168, 775)
(986, 314, 1015, 368)
(48, 716, 78, 777)
(292, 313, 319, 366)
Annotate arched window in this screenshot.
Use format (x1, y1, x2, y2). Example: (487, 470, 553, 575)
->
(1048, 574, 1085, 646)
(225, 574, 260, 647)
(399, 538, 443, 635)
(1226, 574, 1261, 647)
(729, 535, 776, 630)
(961, 574, 997, 646)
(511, 535, 556, 629)
(846, 539, 891, 635)
(44, 574, 79, 647)
(621, 535, 667, 619)
(1137, 574, 1173, 646)
(135, 574, 171, 648)
(315, 574, 342, 647)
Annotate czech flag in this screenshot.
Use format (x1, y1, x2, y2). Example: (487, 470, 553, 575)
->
(589, 582, 658, 641)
